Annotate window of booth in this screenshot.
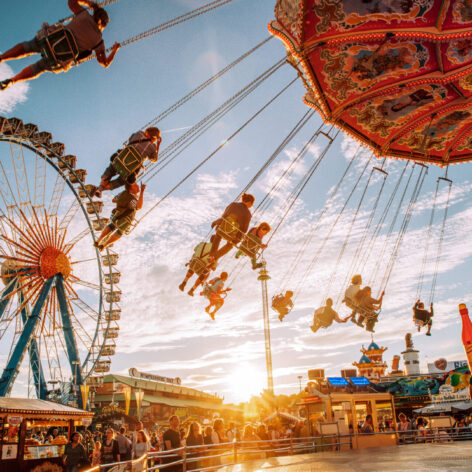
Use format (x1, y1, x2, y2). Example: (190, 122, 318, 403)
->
(375, 400, 394, 432)
(354, 400, 374, 432)
(23, 421, 69, 460)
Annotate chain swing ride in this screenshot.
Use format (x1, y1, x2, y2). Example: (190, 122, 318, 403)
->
(1, 0, 471, 401)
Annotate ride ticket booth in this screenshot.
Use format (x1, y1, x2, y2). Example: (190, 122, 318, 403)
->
(0, 397, 93, 472)
(301, 377, 398, 449)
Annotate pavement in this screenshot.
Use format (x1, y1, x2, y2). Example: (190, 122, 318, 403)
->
(220, 441, 472, 472)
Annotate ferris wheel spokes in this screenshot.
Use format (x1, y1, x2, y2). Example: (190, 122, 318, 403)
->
(0, 275, 55, 397)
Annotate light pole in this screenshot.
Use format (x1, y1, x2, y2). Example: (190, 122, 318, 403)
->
(298, 375, 303, 393)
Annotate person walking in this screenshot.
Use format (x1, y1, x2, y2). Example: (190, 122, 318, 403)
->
(63, 432, 89, 472)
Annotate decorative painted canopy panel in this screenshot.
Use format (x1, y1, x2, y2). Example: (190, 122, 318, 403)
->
(269, 0, 472, 165)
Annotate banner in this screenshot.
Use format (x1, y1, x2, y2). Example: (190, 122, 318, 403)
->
(80, 385, 89, 410)
(135, 390, 144, 420)
(123, 386, 131, 415)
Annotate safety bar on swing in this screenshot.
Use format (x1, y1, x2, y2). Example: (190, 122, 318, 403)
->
(438, 176, 452, 184)
(319, 131, 334, 142)
(372, 166, 388, 176)
(216, 217, 266, 257)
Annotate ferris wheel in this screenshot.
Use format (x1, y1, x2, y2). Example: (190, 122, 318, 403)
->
(0, 116, 121, 407)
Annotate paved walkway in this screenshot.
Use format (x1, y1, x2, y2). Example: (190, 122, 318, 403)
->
(220, 441, 472, 472)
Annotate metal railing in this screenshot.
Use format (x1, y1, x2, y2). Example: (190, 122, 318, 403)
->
(84, 426, 472, 471)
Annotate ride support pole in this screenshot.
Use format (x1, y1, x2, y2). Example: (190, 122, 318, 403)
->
(258, 262, 274, 394)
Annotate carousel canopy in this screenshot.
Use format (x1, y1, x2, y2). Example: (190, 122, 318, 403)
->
(270, 0, 472, 165)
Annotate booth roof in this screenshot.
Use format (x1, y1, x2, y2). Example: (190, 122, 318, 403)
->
(0, 398, 92, 416)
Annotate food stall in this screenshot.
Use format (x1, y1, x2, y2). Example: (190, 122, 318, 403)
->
(301, 381, 398, 449)
(0, 397, 93, 472)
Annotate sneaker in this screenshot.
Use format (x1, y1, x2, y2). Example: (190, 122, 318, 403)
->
(426, 332, 431, 336)
(278, 314, 283, 322)
(310, 325, 317, 333)
(178, 282, 186, 292)
(0, 79, 12, 91)
(209, 312, 215, 320)
(188, 289, 194, 297)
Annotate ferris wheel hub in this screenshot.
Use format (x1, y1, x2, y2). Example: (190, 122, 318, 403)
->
(40, 247, 71, 280)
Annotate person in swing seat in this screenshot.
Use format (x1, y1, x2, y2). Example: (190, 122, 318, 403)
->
(354, 286, 384, 332)
(310, 298, 351, 333)
(234, 222, 271, 270)
(0, 0, 120, 91)
(413, 300, 433, 336)
(209, 193, 255, 264)
(94, 182, 145, 251)
(179, 236, 217, 296)
(272, 290, 294, 322)
(343, 274, 362, 313)
(201, 272, 231, 320)
(89, 127, 161, 198)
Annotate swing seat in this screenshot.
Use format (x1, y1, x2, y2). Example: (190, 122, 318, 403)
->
(344, 297, 379, 320)
(215, 216, 241, 243)
(238, 233, 263, 259)
(37, 24, 79, 71)
(313, 307, 332, 329)
(111, 146, 144, 182)
(271, 296, 292, 316)
(201, 284, 226, 301)
(110, 210, 136, 235)
(189, 257, 211, 276)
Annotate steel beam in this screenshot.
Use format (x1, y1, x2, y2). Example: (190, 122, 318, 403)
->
(18, 291, 48, 399)
(0, 276, 55, 397)
(55, 274, 84, 408)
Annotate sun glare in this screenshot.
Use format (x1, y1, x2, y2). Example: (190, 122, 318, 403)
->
(228, 365, 266, 403)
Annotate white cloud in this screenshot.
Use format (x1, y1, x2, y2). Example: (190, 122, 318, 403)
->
(0, 63, 29, 113)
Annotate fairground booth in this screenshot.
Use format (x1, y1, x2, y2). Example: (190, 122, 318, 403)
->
(300, 374, 397, 450)
(0, 397, 93, 472)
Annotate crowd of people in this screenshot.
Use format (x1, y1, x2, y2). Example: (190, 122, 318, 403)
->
(31, 411, 472, 470)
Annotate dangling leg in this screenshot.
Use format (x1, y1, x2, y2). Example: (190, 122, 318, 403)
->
(188, 272, 207, 297)
(251, 257, 263, 270)
(210, 298, 224, 318)
(214, 241, 234, 261)
(95, 226, 112, 249)
(426, 317, 432, 336)
(1, 64, 46, 90)
(179, 269, 194, 292)
(1, 39, 49, 90)
(0, 40, 40, 62)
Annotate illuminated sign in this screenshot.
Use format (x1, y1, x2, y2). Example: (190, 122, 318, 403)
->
(349, 377, 370, 386)
(327, 377, 348, 386)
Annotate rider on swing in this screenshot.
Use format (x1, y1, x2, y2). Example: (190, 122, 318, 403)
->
(0, 0, 120, 90)
(272, 290, 294, 322)
(201, 272, 231, 320)
(90, 127, 161, 198)
(179, 236, 217, 297)
(354, 287, 385, 333)
(413, 300, 433, 336)
(209, 193, 254, 264)
(94, 182, 145, 251)
(310, 298, 350, 333)
(234, 222, 271, 270)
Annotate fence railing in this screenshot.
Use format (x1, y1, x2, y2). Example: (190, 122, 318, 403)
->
(85, 426, 472, 471)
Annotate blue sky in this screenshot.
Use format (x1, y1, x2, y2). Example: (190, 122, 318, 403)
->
(1, 0, 472, 404)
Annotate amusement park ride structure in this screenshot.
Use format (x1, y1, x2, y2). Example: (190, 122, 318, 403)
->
(0, 116, 121, 408)
(1, 0, 470, 407)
